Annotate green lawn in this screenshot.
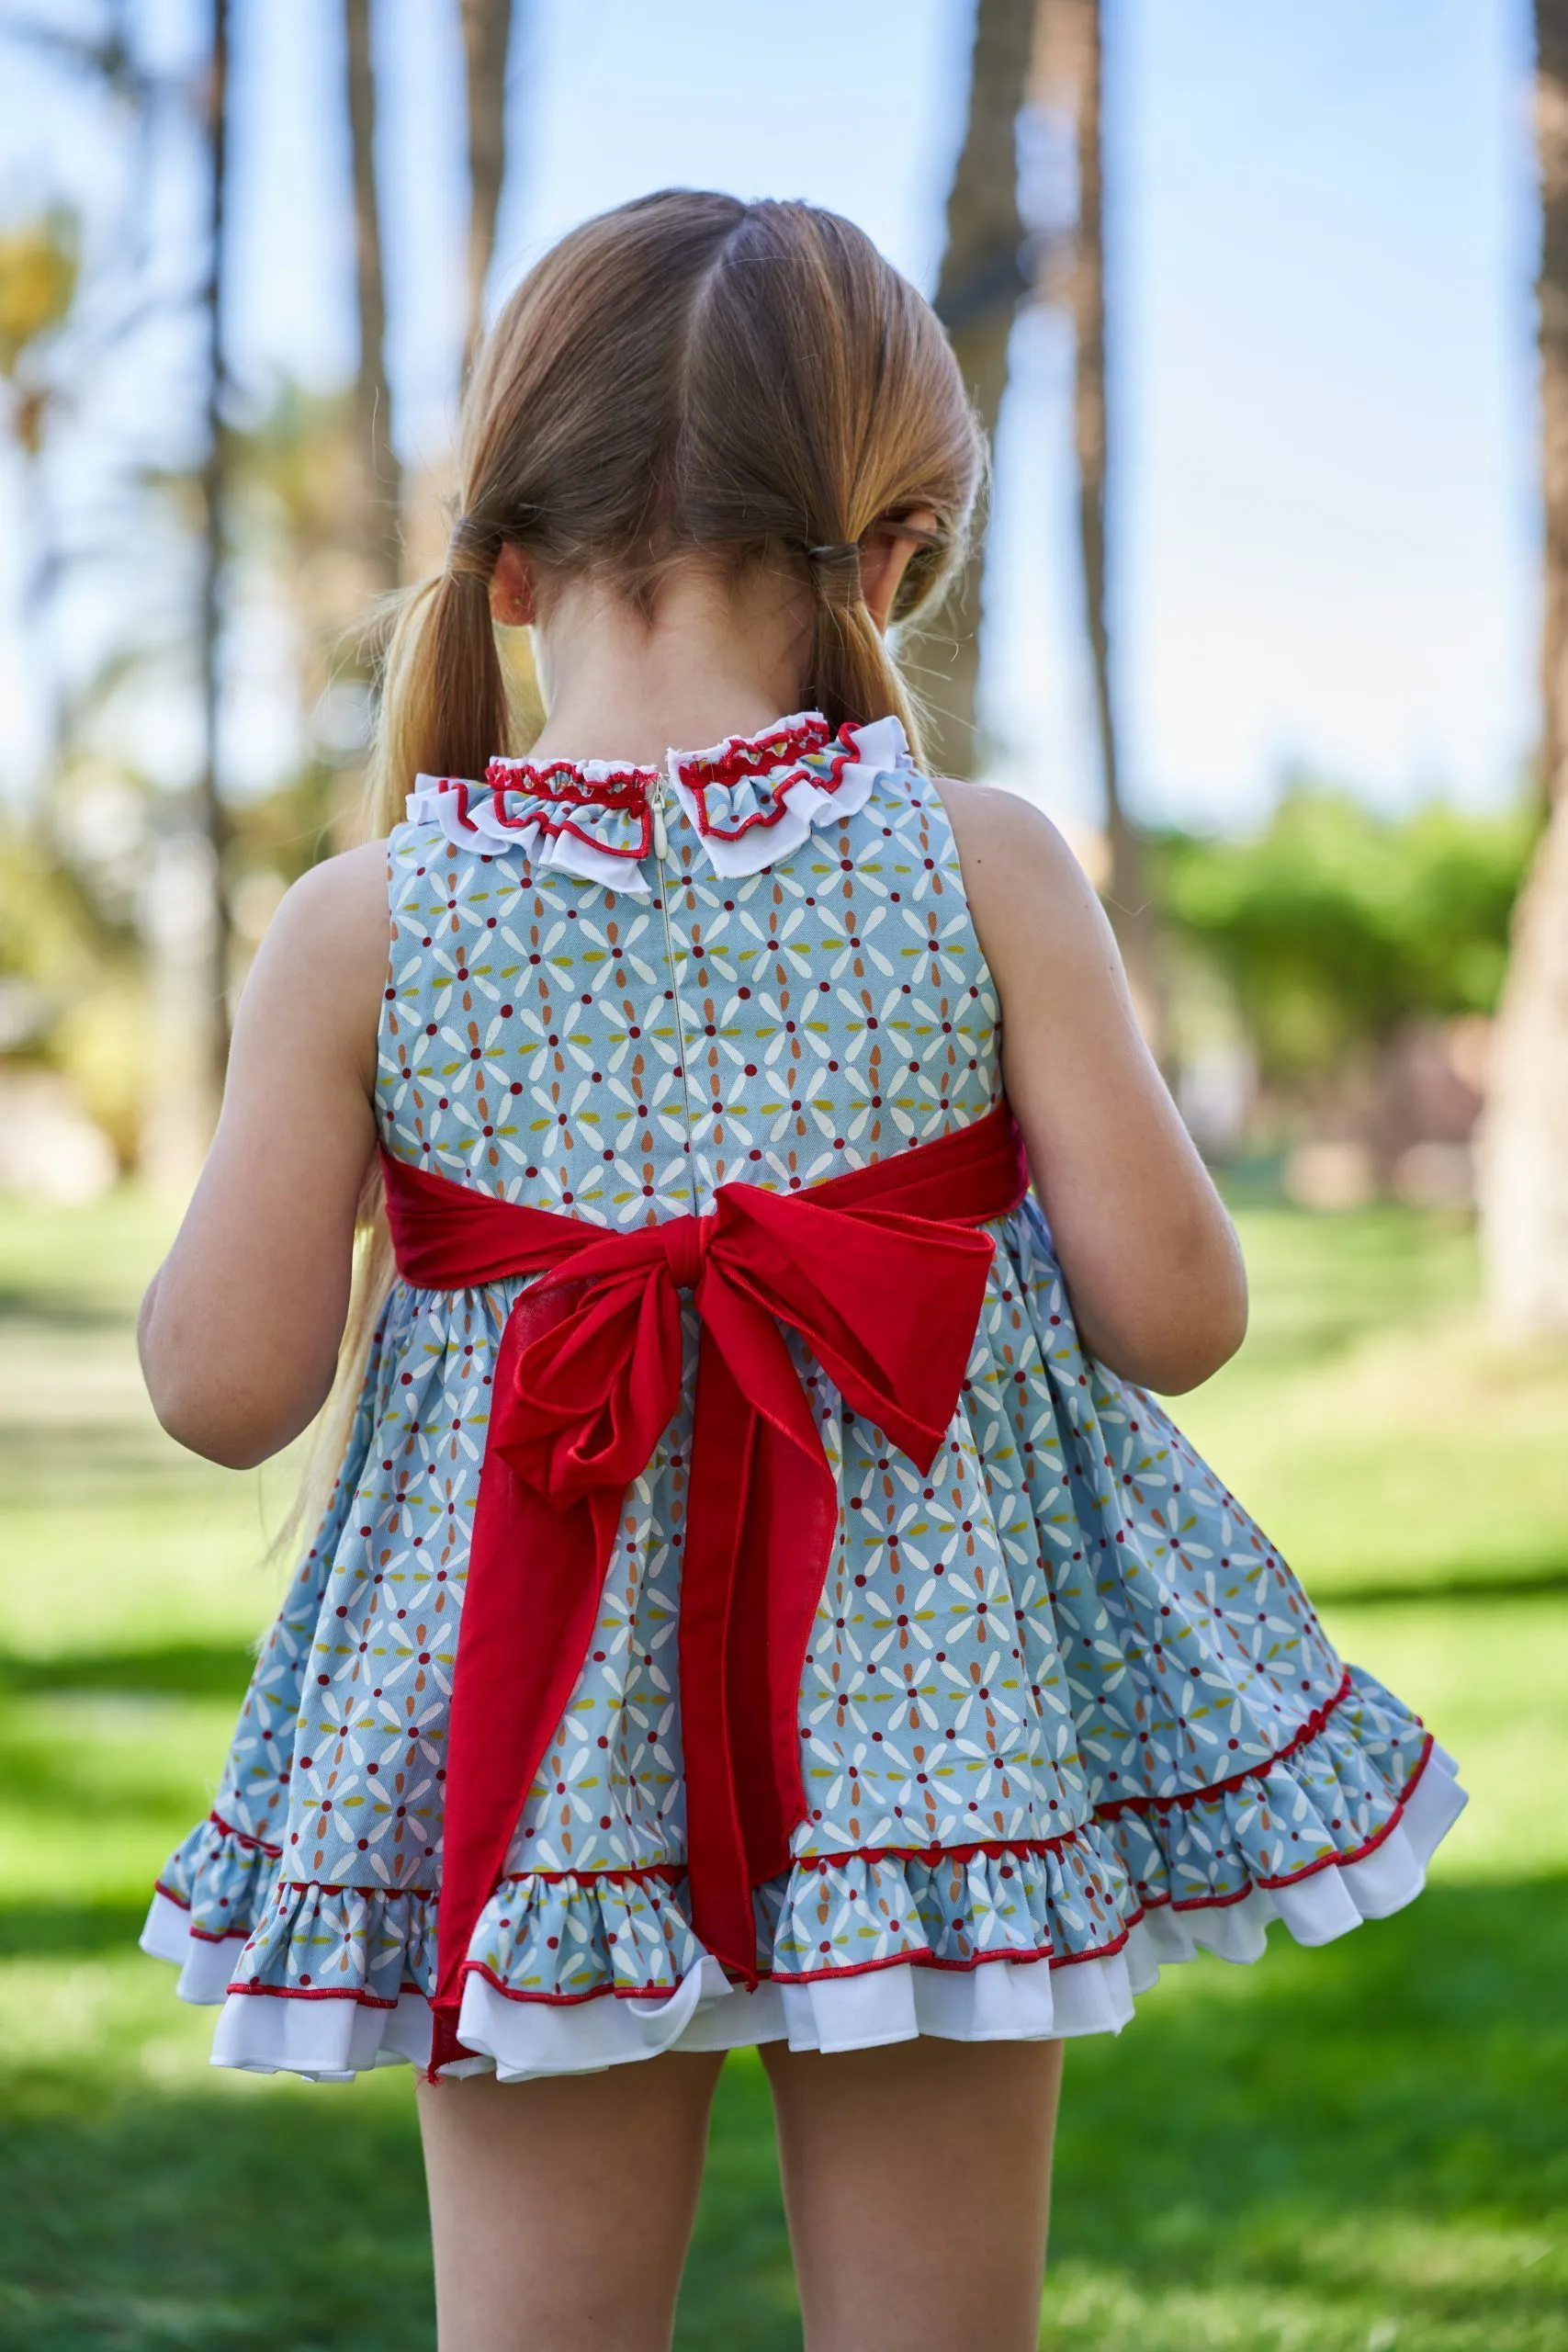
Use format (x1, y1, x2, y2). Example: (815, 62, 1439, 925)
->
(0, 1191, 1563, 2351)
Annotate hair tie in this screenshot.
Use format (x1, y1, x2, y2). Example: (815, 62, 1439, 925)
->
(446, 512, 499, 578)
(806, 540, 863, 609)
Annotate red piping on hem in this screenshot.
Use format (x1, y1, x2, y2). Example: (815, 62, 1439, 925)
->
(1122, 1734, 1436, 1916)
(461, 1960, 694, 2008)
(804, 1828, 1088, 1871)
(1250, 1732, 1432, 1891)
(758, 1938, 1067, 1988)
(1093, 1669, 1355, 1819)
(204, 1810, 283, 1860)
(223, 1980, 406, 2009)
(170, 1733, 1432, 1920)
(500, 1861, 686, 1889)
(271, 1880, 437, 1900)
(205, 1740, 1442, 2021)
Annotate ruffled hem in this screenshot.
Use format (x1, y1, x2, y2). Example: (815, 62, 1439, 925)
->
(141, 1743, 1464, 2083)
(150, 1810, 279, 1956)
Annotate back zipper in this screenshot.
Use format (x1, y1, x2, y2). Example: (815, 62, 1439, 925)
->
(649, 774, 701, 1212)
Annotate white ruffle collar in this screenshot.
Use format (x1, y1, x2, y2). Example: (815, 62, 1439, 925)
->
(406, 710, 909, 896)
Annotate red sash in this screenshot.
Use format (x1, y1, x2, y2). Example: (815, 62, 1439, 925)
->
(380, 1102, 1030, 2073)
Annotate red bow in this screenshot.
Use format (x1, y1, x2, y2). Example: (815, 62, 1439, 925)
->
(380, 1102, 1030, 2073)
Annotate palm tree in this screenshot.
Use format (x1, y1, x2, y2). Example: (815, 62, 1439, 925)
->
(194, 0, 234, 1098)
(344, 0, 400, 594)
(1039, 0, 1162, 1048)
(926, 0, 1035, 783)
(1478, 0, 1568, 1329)
(460, 0, 514, 377)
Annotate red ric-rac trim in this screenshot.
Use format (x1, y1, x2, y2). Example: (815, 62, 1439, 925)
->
(480, 764, 653, 861)
(486, 755, 660, 795)
(675, 715, 859, 843)
(1094, 1668, 1359, 1820)
(675, 713, 831, 788)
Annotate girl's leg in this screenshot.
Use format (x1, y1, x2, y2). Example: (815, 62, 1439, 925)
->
(415, 2050, 727, 2352)
(761, 2034, 1065, 2352)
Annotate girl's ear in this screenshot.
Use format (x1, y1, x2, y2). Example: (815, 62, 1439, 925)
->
(858, 508, 940, 634)
(489, 539, 536, 628)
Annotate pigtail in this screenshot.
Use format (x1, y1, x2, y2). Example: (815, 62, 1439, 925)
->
(367, 551, 513, 840)
(280, 554, 522, 1564)
(805, 578, 926, 770)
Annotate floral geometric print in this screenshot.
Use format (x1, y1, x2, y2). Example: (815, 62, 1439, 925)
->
(145, 713, 1462, 2074)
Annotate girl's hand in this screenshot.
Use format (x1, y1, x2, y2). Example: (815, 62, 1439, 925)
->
(938, 780, 1247, 1395)
(137, 842, 389, 1467)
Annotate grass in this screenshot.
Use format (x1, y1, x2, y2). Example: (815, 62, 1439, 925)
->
(0, 1189, 1564, 2350)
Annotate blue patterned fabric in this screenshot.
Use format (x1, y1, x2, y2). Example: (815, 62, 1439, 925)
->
(148, 717, 1457, 2063)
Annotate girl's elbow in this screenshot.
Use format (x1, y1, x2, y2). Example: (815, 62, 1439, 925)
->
(142, 1340, 324, 1468)
(1145, 1289, 1248, 1394)
(1079, 1255, 1248, 1395)
(146, 1373, 279, 1469)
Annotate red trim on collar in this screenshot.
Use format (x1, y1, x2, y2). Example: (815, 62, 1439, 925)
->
(676, 718, 864, 843)
(485, 757, 660, 798)
(476, 766, 654, 861)
(674, 713, 831, 791)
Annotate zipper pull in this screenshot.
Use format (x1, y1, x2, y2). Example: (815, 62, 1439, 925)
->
(650, 779, 670, 863)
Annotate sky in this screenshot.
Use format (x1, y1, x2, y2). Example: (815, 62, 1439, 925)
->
(0, 0, 1543, 832)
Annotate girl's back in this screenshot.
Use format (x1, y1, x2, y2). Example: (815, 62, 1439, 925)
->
(133, 189, 1464, 2352)
(387, 714, 993, 1212)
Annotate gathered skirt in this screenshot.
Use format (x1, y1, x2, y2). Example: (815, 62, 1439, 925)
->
(142, 1197, 1465, 2080)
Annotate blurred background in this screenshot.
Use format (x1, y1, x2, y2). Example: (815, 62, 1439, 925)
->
(0, 3, 1564, 2347)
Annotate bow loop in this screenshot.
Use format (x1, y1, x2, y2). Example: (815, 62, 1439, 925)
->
(707, 1184, 995, 1472)
(493, 1259, 686, 1507)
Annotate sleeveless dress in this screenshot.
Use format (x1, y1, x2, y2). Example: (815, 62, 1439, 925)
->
(141, 710, 1466, 2081)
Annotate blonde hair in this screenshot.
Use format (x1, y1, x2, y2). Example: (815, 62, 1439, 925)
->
(286, 190, 982, 1555)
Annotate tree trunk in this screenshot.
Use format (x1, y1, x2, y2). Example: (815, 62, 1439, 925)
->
(1478, 0, 1568, 1329)
(1050, 0, 1164, 1052)
(460, 0, 513, 379)
(193, 0, 233, 1106)
(344, 0, 400, 594)
(927, 0, 1034, 782)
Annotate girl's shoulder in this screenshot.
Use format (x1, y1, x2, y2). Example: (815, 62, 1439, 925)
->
(266, 839, 389, 967)
(934, 775, 1106, 981)
(241, 841, 389, 1088)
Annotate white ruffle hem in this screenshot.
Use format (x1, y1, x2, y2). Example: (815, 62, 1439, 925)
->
(140, 1743, 1465, 2085)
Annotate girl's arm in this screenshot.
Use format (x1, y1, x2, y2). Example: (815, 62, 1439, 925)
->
(137, 842, 390, 1469)
(938, 779, 1247, 1394)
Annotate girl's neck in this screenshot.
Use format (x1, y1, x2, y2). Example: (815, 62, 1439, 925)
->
(524, 560, 815, 770)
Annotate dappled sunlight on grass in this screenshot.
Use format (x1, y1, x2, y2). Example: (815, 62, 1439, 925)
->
(0, 1188, 1562, 2349)
(1180, 1205, 1568, 1598)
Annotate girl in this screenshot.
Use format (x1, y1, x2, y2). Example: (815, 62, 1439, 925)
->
(139, 192, 1464, 2352)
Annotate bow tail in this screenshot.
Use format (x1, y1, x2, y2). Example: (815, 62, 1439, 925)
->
(429, 1325, 622, 2077)
(679, 1310, 839, 1989)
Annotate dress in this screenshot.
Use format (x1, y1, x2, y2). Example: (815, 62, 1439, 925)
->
(142, 709, 1466, 2081)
